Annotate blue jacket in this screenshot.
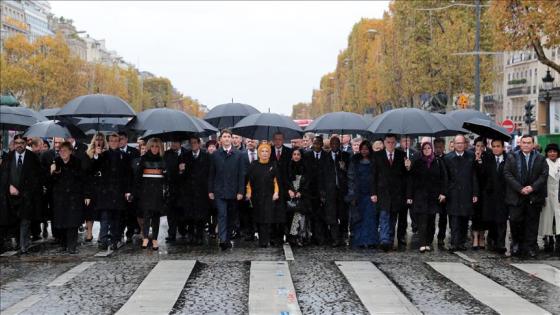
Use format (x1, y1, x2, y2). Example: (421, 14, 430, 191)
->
(208, 147, 246, 199)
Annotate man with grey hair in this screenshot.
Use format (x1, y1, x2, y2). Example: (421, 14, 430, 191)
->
(351, 137, 362, 155)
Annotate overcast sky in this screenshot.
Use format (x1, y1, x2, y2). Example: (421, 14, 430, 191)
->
(50, 1, 389, 115)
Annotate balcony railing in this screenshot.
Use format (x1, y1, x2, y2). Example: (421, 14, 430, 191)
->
(507, 86, 531, 97)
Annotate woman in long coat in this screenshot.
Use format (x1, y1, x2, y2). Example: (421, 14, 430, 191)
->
(539, 143, 560, 255)
(83, 133, 107, 242)
(407, 142, 447, 252)
(245, 143, 280, 247)
(286, 149, 310, 247)
(135, 138, 166, 250)
(346, 140, 377, 249)
(50, 142, 86, 254)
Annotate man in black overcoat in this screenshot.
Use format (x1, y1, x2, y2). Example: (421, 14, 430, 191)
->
(503, 135, 548, 258)
(270, 132, 292, 244)
(444, 134, 479, 251)
(118, 131, 141, 242)
(303, 136, 329, 245)
(164, 140, 188, 242)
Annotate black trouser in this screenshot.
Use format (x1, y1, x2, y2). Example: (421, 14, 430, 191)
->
(437, 206, 448, 241)
(167, 206, 181, 239)
(99, 209, 121, 246)
(449, 215, 469, 248)
(336, 190, 349, 241)
(61, 227, 78, 251)
(121, 206, 139, 239)
(143, 212, 161, 240)
(416, 213, 436, 247)
(19, 219, 31, 252)
(258, 223, 271, 246)
(239, 200, 256, 237)
(310, 197, 339, 245)
(396, 206, 408, 242)
(30, 220, 41, 239)
(510, 203, 541, 253)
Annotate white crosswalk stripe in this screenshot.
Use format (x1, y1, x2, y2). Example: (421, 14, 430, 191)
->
(511, 263, 560, 287)
(249, 261, 301, 315)
(47, 262, 96, 287)
(0, 294, 45, 315)
(115, 260, 196, 315)
(336, 261, 421, 315)
(428, 262, 551, 315)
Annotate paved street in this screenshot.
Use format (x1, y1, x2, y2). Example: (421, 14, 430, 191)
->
(1, 218, 559, 315)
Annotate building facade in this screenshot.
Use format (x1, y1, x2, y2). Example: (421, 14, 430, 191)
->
(0, 0, 29, 50)
(22, 0, 52, 41)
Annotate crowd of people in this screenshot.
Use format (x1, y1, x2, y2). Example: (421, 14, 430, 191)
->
(0, 129, 559, 258)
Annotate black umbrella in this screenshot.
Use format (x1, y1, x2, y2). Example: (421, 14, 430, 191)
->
(204, 102, 260, 129)
(23, 120, 86, 139)
(367, 108, 448, 136)
(57, 94, 136, 118)
(129, 108, 205, 140)
(39, 108, 61, 119)
(74, 117, 131, 133)
(304, 111, 371, 135)
(463, 118, 512, 141)
(231, 113, 302, 140)
(432, 113, 468, 136)
(1, 105, 47, 130)
(446, 109, 491, 125)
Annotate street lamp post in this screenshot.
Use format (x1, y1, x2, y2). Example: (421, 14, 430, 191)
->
(542, 69, 555, 134)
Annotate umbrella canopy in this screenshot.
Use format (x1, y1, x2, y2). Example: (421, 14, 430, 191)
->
(1, 106, 47, 130)
(231, 113, 302, 140)
(129, 108, 205, 140)
(446, 109, 491, 125)
(432, 113, 468, 136)
(463, 118, 512, 141)
(57, 94, 136, 118)
(204, 102, 260, 129)
(23, 120, 86, 139)
(74, 117, 131, 133)
(0, 94, 20, 106)
(39, 108, 61, 119)
(367, 108, 448, 136)
(304, 111, 371, 135)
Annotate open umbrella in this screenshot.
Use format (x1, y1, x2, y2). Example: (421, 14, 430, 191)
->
(204, 102, 260, 129)
(57, 94, 136, 118)
(74, 117, 131, 133)
(304, 111, 371, 135)
(24, 120, 86, 139)
(129, 108, 206, 140)
(1, 106, 47, 130)
(367, 108, 448, 136)
(231, 113, 302, 140)
(39, 108, 61, 119)
(446, 109, 491, 125)
(432, 113, 468, 136)
(463, 118, 512, 141)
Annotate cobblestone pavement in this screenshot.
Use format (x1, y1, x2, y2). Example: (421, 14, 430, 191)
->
(1, 218, 559, 315)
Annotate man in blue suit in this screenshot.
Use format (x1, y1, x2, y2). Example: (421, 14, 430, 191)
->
(208, 129, 246, 250)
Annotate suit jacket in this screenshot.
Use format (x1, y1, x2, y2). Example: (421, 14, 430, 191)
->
(90, 149, 132, 211)
(372, 149, 408, 213)
(477, 152, 508, 221)
(208, 147, 246, 199)
(504, 150, 548, 208)
(443, 151, 479, 216)
(270, 145, 293, 193)
(164, 147, 188, 207)
(303, 149, 328, 199)
(121, 145, 140, 160)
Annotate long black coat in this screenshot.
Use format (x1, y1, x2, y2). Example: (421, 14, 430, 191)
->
(287, 159, 311, 214)
(443, 151, 479, 216)
(135, 152, 166, 216)
(303, 149, 328, 200)
(51, 155, 85, 228)
(164, 147, 188, 209)
(407, 157, 447, 215)
(90, 149, 132, 211)
(477, 152, 508, 222)
(2, 150, 44, 220)
(371, 149, 408, 213)
(183, 150, 211, 221)
(208, 147, 246, 199)
(321, 150, 350, 224)
(0, 151, 18, 227)
(247, 161, 280, 224)
(503, 150, 548, 215)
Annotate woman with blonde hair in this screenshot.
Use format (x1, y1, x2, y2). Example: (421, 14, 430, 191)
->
(83, 133, 108, 242)
(135, 137, 166, 250)
(245, 143, 280, 248)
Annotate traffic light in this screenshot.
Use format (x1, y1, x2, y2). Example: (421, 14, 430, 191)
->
(524, 101, 535, 127)
(456, 94, 468, 109)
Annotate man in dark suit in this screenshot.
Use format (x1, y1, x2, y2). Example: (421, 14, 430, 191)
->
(444, 134, 479, 251)
(208, 129, 246, 250)
(270, 132, 292, 244)
(3, 135, 44, 254)
(504, 135, 548, 258)
(118, 132, 141, 243)
(477, 139, 509, 255)
(164, 140, 188, 242)
(372, 134, 410, 251)
(322, 136, 350, 246)
(239, 138, 258, 241)
(304, 135, 329, 245)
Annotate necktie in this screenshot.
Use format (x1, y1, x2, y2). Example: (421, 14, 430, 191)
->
(389, 153, 393, 166)
(496, 156, 500, 171)
(276, 149, 281, 160)
(315, 152, 319, 160)
(17, 154, 23, 168)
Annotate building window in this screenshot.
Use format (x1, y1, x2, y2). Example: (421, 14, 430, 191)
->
(533, 86, 536, 94)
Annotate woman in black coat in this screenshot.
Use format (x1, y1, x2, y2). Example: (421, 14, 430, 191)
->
(407, 142, 447, 252)
(50, 142, 86, 254)
(245, 144, 280, 247)
(286, 149, 310, 246)
(135, 138, 166, 250)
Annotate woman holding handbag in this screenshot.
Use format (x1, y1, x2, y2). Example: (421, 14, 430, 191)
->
(287, 149, 310, 247)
